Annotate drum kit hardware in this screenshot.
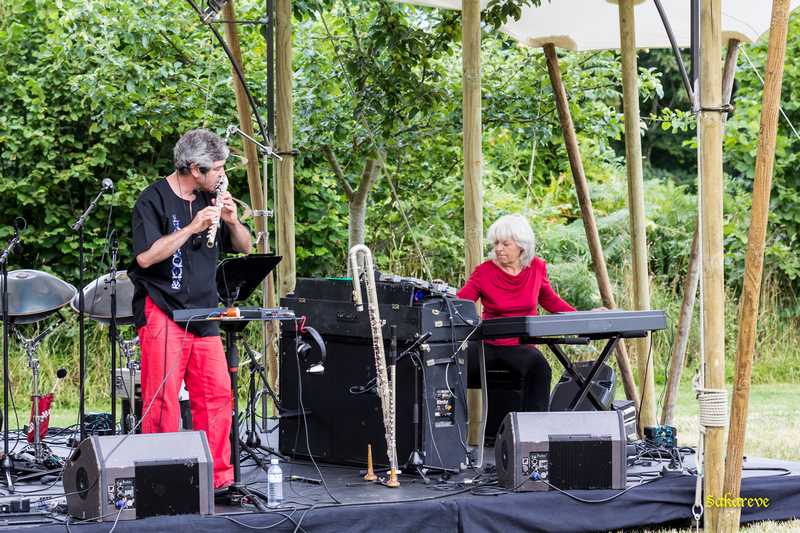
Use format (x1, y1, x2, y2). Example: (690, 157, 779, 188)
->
(0, 268, 139, 478)
(72, 269, 139, 435)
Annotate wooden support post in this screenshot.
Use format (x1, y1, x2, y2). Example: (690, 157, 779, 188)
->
(462, 0, 484, 446)
(617, 0, 656, 431)
(722, 40, 741, 118)
(542, 43, 639, 409)
(720, 3, 790, 531)
(661, 39, 739, 427)
(223, 1, 278, 411)
(661, 225, 699, 426)
(276, 0, 296, 297)
(222, 1, 266, 248)
(699, 0, 725, 529)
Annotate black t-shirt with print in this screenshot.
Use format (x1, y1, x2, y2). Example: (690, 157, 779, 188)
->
(129, 178, 234, 337)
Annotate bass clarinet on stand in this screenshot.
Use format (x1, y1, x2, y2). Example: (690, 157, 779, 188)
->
(348, 245, 400, 488)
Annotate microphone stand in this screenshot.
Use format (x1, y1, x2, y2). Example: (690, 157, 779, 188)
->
(223, 124, 282, 426)
(108, 233, 119, 435)
(71, 185, 110, 443)
(1, 227, 21, 491)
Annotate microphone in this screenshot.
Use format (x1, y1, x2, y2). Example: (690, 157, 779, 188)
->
(71, 179, 114, 231)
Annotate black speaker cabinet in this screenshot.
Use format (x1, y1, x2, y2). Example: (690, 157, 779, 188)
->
(279, 335, 473, 472)
(495, 411, 626, 492)
(549, 361, 616, 411)
(63, 432, 214, 521)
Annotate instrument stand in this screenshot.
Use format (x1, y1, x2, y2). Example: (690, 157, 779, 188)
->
(525, 333, 623, 410)
(214, 255, 282, 509)
(241, 343, 288, 461)
(71, 186, 108, 443)
(406, 351, 430, 483)
(394, 333, 454, 482)
(12, 318, 64, 468)
(117, 335, 140, 434)
(1, 227, 21, 492)
(107, 235, 119, 435)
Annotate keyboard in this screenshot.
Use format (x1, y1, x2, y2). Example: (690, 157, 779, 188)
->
(480, 310, 667, 340)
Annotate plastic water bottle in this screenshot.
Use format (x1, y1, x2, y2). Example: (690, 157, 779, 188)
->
(267, 458, 284, 508)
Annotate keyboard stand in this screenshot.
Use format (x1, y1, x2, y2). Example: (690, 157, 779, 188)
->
(521, 333, 623, 411)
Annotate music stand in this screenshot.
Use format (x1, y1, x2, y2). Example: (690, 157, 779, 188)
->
(217, 253, 280, 306)
(215, 254, 281, 504)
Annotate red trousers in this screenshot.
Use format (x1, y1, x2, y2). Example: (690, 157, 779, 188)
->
(138, 296, 233, 488)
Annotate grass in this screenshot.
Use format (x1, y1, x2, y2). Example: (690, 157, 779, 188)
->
(656, 520, 800, 533)
(670, 382, 800, 462)
(613, 381, 800, 533)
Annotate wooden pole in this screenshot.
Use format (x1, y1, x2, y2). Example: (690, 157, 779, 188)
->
(720, 3, 790, 531)
(463, 0, 483, 275)
(223, 1, 278, 411)
(722, 40, 741, 117)
(542, 43, 639, 409)
(661, 39, 739, 427)
(462, 0, 484, 446)
(661, 226, 699, 426)
(699, 0, 725, 529)
(222, 1, 266, 248)
(617, 0, 656, 431)
(276, 0, 296, 297)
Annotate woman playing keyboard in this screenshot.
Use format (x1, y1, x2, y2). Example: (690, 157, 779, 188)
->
(457, 214, 575, 413)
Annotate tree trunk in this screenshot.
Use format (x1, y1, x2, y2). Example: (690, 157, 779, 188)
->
(321, 145, 383, 251)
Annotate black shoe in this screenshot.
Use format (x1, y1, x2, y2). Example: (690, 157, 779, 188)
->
(214, 487, 231, 504)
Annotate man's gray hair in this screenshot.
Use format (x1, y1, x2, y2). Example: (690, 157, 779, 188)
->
(486, 214, 536, 268)
(174, 128, 229, 174)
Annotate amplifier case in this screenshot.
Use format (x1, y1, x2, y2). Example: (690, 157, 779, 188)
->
(495, 411, 626, 491)
(279, 335, 474, 471)
(63, 432, 214, 521)
(283, 279, 479, 343)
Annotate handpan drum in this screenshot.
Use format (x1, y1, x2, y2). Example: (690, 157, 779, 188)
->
(70, 270, 135, 325)
(0, 270, 77, 324)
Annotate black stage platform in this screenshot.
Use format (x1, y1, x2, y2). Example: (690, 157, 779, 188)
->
(1, 437, 798, 533)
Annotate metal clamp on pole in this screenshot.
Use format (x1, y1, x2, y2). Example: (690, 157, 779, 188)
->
(224, 124, 282, 161)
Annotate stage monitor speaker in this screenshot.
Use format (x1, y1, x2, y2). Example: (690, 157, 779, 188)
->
(549, 361, 616, 411)
(495, 411, 626, 492)
(63, 432, 214, 521)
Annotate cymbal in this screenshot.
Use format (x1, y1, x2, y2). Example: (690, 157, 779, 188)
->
(0, 270, 77, 324)
(70, 270, 135, 325)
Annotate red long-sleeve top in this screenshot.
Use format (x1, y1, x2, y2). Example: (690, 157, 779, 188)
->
(457, 258, 576, 346)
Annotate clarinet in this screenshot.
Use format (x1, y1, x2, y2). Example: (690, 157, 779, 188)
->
(206, 174, 228, 248)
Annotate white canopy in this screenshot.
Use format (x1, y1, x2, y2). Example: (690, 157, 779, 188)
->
(398, 0, 800, 51)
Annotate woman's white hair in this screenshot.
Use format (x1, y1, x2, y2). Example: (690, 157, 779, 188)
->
(487, 214, 536, 268)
